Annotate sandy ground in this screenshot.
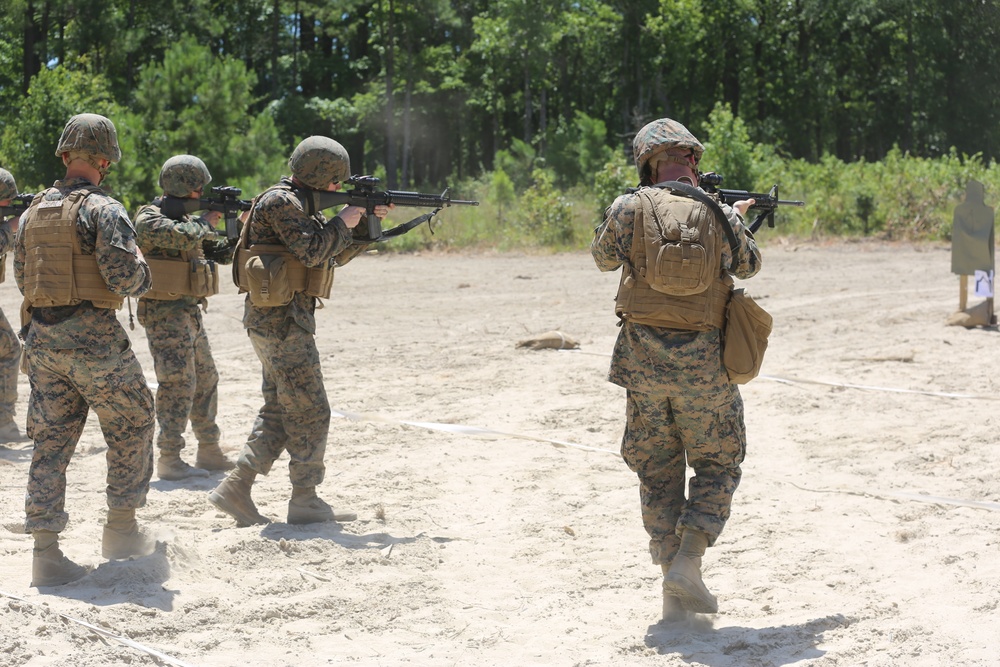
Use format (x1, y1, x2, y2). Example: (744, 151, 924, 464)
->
(1, 240, 999, 667)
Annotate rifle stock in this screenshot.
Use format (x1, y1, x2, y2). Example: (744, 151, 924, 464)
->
(298, 175, 479, 242)
(158, 186, 251, 241)
(0, 193, 35, 219)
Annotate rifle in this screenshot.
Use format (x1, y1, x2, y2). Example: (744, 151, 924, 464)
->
(697, 172, 805, 233)
(296, 175, 479, 243)
(156, 186, 252, 242)
(0, 193, 35, 220)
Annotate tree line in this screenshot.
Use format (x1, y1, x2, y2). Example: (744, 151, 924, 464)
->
(1, 0, 998, 215)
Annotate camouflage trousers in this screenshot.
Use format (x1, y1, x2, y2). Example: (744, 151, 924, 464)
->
(238, 321, 331, 488)
(622, 385, 746, 564)
(24, 341, 155, 533)
(141, 300, 221, 453)
(0, 307, 21, 424)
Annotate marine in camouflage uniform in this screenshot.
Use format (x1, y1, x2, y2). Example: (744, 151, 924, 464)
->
(0, 168, 28, 442)
(134, 155, 235, 481)
(14, 114, 156, 587)
(591, 118, 761, 618)
(208, 136, 388, 527)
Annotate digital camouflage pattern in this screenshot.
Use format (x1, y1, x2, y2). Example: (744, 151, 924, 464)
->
(135, 203, 232, 455)
(241, 178, 352, 335)
(632, 118, 704, 183)
(0, 169, 20, 427)
(54, 114, 121, 163)
(159, 155, 211, 197)
(238, 323, 330, 487)
(623, 387, 745, 561)
(141, 301, 221, 453)
(288, 136, 351, 189)
(15, 176, 153, 534)
(232, 177, 354, 488)
(158, 155, 212, 197)
(592, 183, 761, 564)
(0, 167, 16, 200)
(24, 344, 155, 532)
(0, 308, 20, 425)
(14, 178, 151, 351)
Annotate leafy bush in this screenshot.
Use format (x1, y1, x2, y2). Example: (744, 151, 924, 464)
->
(0, 65, 120, 192)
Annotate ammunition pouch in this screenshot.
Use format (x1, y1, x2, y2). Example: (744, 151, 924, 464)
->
(234, 245, 334, 307)
(21, 187, 123, 311)
(144, 254, 219, 300)
(722, 288, 772, 384)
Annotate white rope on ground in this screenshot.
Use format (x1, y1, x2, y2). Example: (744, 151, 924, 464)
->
(562, 350, 1000, 400)
(783, 482, 1000, 513)
(331, 408, 1000, 513)
(757, 373, 1000, 400)
(330, 408, 619, 454)
(0, 589, 198, 667)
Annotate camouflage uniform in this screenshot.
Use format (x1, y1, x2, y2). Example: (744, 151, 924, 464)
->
(235, 177, 353, 487)
(134, 203, 233, 465)
(15, 177, 154, 534)
(0, 168, 24, 438)
(210, 136, 362, 526)
(592, 119, 762, 569)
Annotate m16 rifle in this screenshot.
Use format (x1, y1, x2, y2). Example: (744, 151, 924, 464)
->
(157, 186, 252, 242)
(0, 193, 35, 220)
(697, 172, 805, 233)
(297, 175, 479, 243)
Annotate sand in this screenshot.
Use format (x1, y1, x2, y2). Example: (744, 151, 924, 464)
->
(1, 240, 998, 667)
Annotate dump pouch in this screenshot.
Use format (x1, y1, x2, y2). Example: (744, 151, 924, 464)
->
(722, 288, 773, 384)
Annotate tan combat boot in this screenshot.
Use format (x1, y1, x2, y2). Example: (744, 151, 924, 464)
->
(102, 508, 155, 560)
(663, 529, 718, 614)
(287, 486, 357, 524)
(208, 466, 271, 527)
(158, 451, 210, 481)
(195, 443, 235, 472)
(31, 530, 88, 587)
(661, 563, 693, 622)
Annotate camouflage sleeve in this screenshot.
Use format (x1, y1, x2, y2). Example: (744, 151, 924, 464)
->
(135, 204, 213, 251)
(13, 218, 25, 294)
(92, 199, 152, 296)
(0, 219, 14, 255)
(591, 194, 636, 272)
(261, 190, 352, 267)
(721, 204, 762, 279)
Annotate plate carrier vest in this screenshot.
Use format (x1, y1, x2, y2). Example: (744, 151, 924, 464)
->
(232, 183, 335, 303)
(614, 185, 733, 331)
(21, 186, 124, 311)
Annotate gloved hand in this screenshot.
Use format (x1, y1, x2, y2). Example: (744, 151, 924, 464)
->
(202, 237, 235, 263)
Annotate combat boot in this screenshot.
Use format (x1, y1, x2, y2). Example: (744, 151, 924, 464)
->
(208, 466, 270, 527)
(661, 564, 693, 623)
(195, 443, 235, 472)
(0, 420, 29, 443)
(31, 530, 88, 587)
(663, 530, 718, 613)
(102, 508, 155, 560)
(287, 486, 357, 524)
(157, 451, 210, 481)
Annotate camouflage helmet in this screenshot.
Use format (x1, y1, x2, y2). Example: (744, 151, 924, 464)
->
(54, 113, 122, 163)
(0, 168, 16, 201)
(288, 136, 350, 189)
(159, 154, 212, 197)
(632, 118, 704, 182)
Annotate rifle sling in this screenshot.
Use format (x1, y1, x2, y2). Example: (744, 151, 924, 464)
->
(651, 181, 742, 258)
(376, 209, 439, 241)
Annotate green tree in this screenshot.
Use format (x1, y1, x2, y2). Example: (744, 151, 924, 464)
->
(117, 36, 284, 209)
(0, 64, 119, 191)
